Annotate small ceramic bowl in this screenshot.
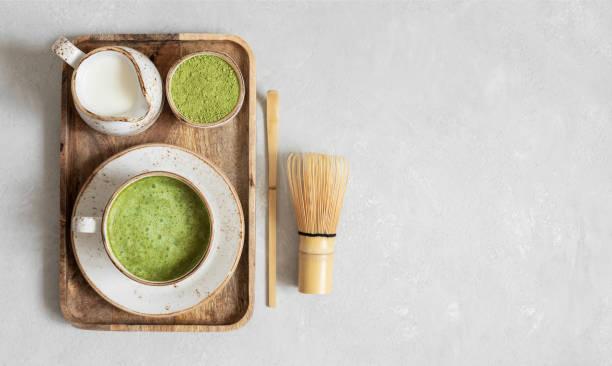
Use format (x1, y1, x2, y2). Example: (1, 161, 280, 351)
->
(165, 51, 245, 129)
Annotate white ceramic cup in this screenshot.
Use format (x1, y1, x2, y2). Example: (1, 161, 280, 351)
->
(72, 171, 214, 286)
(52, 36, 163, 136)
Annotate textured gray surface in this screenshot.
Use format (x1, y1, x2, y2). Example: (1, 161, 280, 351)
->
(1, 1, 612, 364)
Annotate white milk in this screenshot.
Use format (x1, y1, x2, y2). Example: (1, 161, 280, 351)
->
(74, 50, 148, 119)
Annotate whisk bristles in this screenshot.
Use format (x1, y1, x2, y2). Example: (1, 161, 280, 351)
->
(287, 153, 349, 236)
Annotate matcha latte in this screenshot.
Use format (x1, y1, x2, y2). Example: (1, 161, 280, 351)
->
(105, 175, 212, 283)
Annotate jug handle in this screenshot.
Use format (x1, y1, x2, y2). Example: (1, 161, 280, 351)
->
(52, 36, 85, 68)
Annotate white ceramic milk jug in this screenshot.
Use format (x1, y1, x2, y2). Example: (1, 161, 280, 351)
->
(52, 36, 163, 136)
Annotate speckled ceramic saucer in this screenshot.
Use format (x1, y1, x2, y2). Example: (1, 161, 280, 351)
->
(71, 144, 244, 316)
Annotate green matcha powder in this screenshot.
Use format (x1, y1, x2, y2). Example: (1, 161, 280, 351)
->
(170, 54, 240, 124)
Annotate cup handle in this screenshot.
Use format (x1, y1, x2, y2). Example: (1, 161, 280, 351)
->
(52, 36, 86, 68)
(72, 216, 101, 233)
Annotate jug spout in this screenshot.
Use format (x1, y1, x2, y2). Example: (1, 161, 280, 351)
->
(52, 36, 85, 68)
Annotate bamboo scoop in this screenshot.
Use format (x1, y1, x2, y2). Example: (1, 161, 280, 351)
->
(287, 153, 349, 294)
(267, 90, 279, 307)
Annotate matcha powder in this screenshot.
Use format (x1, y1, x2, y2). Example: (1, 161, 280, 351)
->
(170, 54, 240, 124)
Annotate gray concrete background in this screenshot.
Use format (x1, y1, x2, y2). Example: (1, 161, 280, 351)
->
(1, 1, 612, 364)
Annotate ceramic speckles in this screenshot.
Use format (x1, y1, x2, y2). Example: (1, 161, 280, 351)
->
(53, 37, 163, 136)
(70, 144, 244, 316)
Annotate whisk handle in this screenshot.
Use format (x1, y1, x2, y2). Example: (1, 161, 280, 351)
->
(298, 236, 335, 294)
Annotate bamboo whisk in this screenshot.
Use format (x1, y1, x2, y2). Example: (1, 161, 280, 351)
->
(287, 153, 349, 294)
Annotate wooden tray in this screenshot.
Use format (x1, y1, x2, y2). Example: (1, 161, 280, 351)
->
(59, 34, 255, 331)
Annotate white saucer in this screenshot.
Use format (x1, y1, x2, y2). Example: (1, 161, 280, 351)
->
(71, 144, 244, 316)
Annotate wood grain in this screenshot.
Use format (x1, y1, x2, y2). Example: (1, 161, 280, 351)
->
(59, 33, 256, 331)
